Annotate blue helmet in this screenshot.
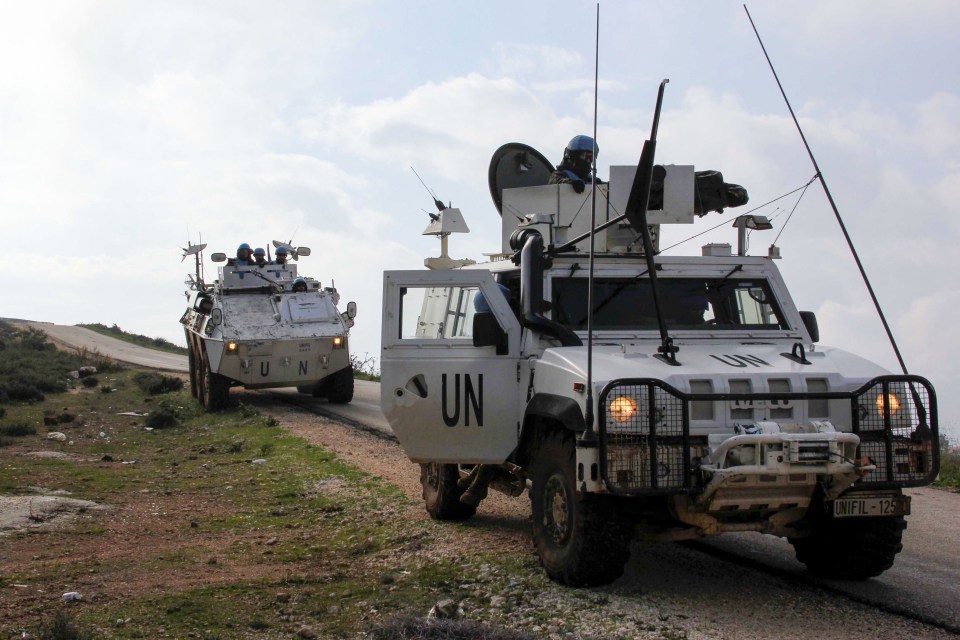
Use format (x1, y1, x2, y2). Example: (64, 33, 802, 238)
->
(238, 242, 251, 251)
(275, 246, 289, 255)
(567, 135, 598, 157)
(253, 247, 265, 257)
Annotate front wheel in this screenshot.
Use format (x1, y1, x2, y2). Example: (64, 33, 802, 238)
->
(201, 353, 230, 412)
(325, 366, 354, 404)
(420, 463, 476, 521)
(530, 432, 632, 586)
(789, 507, 906, 580)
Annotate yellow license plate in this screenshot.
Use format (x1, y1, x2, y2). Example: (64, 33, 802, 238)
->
(832, 495, 910, 518)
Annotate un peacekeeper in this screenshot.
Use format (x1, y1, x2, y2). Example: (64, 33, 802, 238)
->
(228, 243, 253, 266)
(292, 277, 308, 293)
(273, 246, 289, 265)
(548, 134, 603, 194)
(253, 247, 268, 267)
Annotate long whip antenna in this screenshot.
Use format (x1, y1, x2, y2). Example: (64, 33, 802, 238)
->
(745, 4, 909, 375)
(583, 2, 601, 442)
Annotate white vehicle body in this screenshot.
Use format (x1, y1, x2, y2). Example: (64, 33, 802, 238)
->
(380, 167, 939, 586)
(182, 253, 356, 411)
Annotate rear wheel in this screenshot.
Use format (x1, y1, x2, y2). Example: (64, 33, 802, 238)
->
(326, 366, 354, 404)
(530, 431, 632, 586)
(789, 505, 906, 579)
(420, 463, 476, 520)
(187, 344, 198, 399)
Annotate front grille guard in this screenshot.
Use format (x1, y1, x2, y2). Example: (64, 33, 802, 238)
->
(597, 375, 939, 496)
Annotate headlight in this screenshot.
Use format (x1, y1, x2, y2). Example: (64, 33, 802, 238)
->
(226, 341, 238, 353)
(609, 396, 638, 424)
(876, 392, 900, 416)
(332, 336, 345, 350)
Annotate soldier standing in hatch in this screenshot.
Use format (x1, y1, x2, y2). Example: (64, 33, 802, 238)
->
(253, 247, 268, 267)
(549, 134, 603, 193)
(273, 246, 289, 265)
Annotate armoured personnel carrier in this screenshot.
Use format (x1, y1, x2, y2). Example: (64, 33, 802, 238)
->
(180, 241, 356, 411)
(379, 90, 939, 586)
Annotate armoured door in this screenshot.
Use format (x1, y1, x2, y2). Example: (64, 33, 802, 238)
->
(381, 270, 522, 463)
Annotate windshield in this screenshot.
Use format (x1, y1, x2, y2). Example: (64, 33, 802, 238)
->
(551, 276, 788, 331)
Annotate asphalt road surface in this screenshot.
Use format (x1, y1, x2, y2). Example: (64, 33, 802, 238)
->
(23, 321, 960, 633)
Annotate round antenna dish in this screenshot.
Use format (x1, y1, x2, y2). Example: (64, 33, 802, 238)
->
(488, 142, 555, 215)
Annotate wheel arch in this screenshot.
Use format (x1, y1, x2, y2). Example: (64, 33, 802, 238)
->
(516, 393, 584, 468)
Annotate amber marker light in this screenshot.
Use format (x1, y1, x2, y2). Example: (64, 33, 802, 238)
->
(609, 396, 638, 423)
(226, 341, 238, 353)
(876, 392, 901, 416)
(332, 336, 345, 349)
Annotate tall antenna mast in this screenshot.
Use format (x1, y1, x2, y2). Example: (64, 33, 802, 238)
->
(581, 3, 601, 444)
(744, 5, 909, 375)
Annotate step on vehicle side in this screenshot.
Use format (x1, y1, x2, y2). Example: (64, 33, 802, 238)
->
(380, 116, 939, 586)
(180, 241, 357, 412)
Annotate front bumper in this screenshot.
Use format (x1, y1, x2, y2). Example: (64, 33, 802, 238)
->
(596, 375, 939, 498)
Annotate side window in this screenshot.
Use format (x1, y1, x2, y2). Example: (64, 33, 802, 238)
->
(400, 285, 479, 340)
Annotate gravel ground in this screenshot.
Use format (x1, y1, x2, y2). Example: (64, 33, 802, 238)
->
(261, 398, 956, 640)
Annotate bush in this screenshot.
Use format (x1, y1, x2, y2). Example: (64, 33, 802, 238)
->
(0, 407, 5, 418)
(1, 382, 45, 403)
(370, 615, 537, 640)
(0, 422, 37, 437)
(145, 402, 181, 429)
(133, 372, 184, 395)
(81, 376, 99, 388)
(36, 609, 93, 640)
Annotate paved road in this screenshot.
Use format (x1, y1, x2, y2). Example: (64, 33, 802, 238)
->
(22, 322, 189, 373)
(25, 321, 960, 633)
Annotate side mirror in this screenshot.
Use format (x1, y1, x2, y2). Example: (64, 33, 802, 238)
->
(297, 247, 311, 257)
(800, 311, 819, 343)
(346, 301, 357, 319)
(211, 252, 227, 263)
(210, 308, 223, 326)
(473, 313, 508, 355)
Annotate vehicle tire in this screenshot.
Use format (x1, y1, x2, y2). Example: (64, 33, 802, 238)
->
(530, 431, 632, 586)
(420, 463, 476, 521)
(201, 353, 230, 412)
(187, 344, 199, 399)
(789, 509, 906, 580)
(325, 366, 354, 404)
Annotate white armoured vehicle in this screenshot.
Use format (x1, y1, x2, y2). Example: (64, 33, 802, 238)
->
(380, 93, 939, 586)
(181, 241, 357, 412)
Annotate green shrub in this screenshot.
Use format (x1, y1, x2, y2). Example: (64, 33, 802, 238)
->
(0, 422, 37, 437)
(36, 609, 93, 640)
(0, 407, 5, 418)
(370, 615, 537, 640)
(81, 376, 99, 388)
(1, 383, 45, 403)
(133, 372, 184, 395)
(145, 401, 181, 429)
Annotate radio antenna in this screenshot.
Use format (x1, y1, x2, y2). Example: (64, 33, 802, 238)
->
(744, 4, 909, 375)
(582, 3, 601, 444)
(411, 166, 446, 212)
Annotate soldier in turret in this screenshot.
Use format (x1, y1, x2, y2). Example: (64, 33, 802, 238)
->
(253, 247, 268, 267)
(228, 243, 253, 266)
(548, 135, 603, 193)
(273, 246, 289, 265)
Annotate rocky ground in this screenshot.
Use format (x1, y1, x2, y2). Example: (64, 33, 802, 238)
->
(243, 392, 956, 640)
(1, 380, 954, 639)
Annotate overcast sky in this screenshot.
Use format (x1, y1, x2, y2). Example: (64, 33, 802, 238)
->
(2, 1, 957, 439)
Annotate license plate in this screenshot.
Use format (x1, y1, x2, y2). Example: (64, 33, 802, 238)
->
(832, 495, 910, 518)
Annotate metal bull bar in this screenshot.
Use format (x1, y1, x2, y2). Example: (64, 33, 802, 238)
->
(596, 375, 939, 496)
